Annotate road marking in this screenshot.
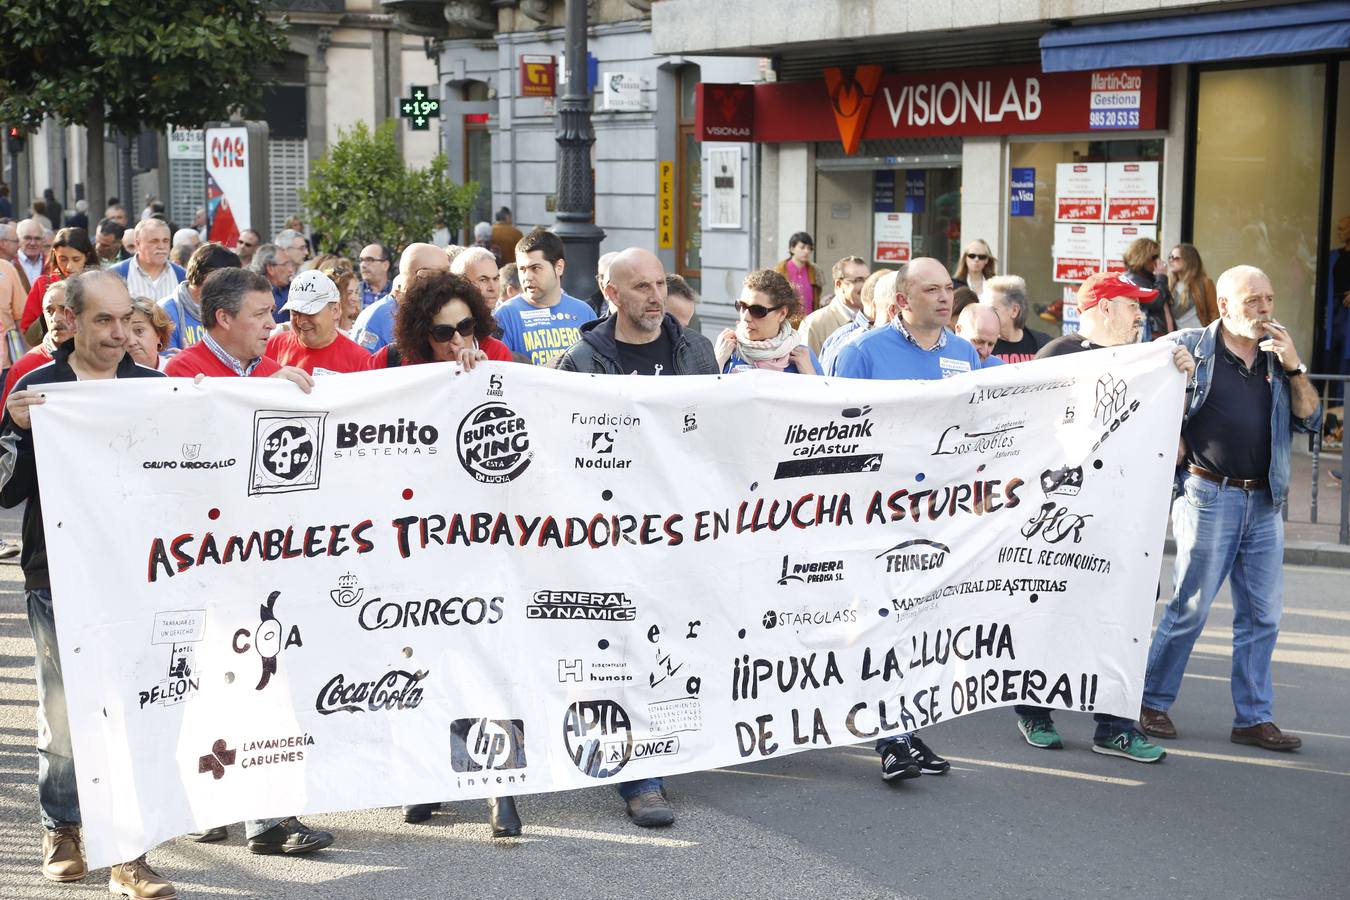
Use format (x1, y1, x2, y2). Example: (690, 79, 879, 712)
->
(1191, 640, 1350, 670)
(707, 767, 812, 782)
(1288, 729, 1350, 741)
(1184, 672, 1299, 688)
(941, 755, 1146, 787)
(523, 825, 699, 848)
(1166, 747, 1350, 777)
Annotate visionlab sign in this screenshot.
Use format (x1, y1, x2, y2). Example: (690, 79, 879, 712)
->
(700, 64, 1166, 152)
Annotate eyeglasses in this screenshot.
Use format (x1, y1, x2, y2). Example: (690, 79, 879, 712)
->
(735, 301, 782, 319)
(1167, 255, 1183, 262)
(359, 256, 386, 265)
(966, 253, 989, 261)
(430, 317, 476, 342)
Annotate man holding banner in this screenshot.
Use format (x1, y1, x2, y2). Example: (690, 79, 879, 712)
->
(0, 270, 178, 898)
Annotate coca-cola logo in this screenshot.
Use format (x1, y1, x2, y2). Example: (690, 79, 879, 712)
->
(315, 668, 427, 715)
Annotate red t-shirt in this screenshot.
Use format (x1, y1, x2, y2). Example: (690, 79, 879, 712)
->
(2, 344, 54, 403)
(367, 335, 512, 369)
(164, 341, 282, 378)
(265, 330, 372, 374)
(21, 272, 59, 331)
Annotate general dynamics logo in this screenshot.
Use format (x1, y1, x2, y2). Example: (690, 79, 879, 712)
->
(457, 402, 532, 483)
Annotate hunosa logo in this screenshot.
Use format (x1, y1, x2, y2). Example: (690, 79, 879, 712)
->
(457, 402, 532, 483)
(334, 418, 439, 457)
(527, 590, 635, 621)
(775, 406, 883, 479)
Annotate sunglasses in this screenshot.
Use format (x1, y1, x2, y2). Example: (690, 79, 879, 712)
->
(430, 317, 476, 342)
(966, 253, 989, 261)
(735, 301, 782, 319)
(1167, 255, 1182, 262)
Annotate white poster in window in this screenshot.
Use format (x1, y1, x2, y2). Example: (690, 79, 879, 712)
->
(873, 212, 912, 263)
(1054, 163, 1105, 223)
(603, 72, 643, 111)
(1103, 223, 1158, 273)
(706, 146, 741, 230)
(1052, 223, 1104, 283)
(1105, 162, 1159, 223)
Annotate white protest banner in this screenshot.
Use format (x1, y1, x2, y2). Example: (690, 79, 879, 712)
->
(32, 346, 1182, 867)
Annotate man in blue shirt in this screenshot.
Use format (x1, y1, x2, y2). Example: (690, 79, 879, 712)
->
(160, 242, 241, 351)
(351, 243, 449, 352)
(358, 243, 394, 308)
(833, 257, 980, 784)
(494, 228, 596, 366)
(821, 269, 891, 375)
(834, 257, 982, 380)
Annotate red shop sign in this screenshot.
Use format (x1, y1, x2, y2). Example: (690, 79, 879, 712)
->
(695, 83, 755, 142)
(700, 64, 1167, 151)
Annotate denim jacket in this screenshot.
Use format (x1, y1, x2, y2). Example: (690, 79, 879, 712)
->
(1167, 321, 1322, 506)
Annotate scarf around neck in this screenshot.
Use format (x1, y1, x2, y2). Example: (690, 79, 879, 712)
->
(732, 320, 800, 371)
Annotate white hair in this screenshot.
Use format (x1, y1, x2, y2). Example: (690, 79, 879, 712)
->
(472, 221, 492, 242)
(1215, 264, 1268, 302)
(172, 228, 200, 248)
(873, 271, 899, 311)
(134, 217, 170, 239)
(451, 246, 497, 275)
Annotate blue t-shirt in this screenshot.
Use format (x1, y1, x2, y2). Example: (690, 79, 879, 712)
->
(723, 346, 823, 375)
(270, 284, 289, 323)
(833, 320, 983, 381)
(494, 293, 596, 366)
(820, 310, 871, 375)
(160, 296, 205, 350)
(982, 355, 1006, 368)
(351, 294, 396, 352)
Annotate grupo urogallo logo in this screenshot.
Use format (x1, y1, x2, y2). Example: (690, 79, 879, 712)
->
(249, 411, 327, 495)
(457, 402, 532, 484)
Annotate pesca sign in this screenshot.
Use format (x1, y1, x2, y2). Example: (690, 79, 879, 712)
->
(700, 64, 1166, 153)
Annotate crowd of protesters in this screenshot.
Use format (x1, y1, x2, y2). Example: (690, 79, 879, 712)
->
(0, 200, 1321, 899)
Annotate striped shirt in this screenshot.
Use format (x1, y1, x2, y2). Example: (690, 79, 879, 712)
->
(124, 258, 181, 301)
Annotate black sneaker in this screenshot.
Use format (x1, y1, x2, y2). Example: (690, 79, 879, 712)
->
(904, 735, 950, 774)
(880, 742, 922, 781)
(247, 817, 334, 855)
(403, 803, 439, 824)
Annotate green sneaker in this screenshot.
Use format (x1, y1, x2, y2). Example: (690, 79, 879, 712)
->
(1017, 717, 1063, 749)
(1092, 730, 1166, 763)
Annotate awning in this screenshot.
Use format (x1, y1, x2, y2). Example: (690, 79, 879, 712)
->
(1040, 1, 1350, 72)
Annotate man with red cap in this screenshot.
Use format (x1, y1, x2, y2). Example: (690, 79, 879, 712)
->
(1012, 272, 1194, 762)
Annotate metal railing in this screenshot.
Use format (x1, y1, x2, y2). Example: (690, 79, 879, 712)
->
(1306, 374, 1349, 545)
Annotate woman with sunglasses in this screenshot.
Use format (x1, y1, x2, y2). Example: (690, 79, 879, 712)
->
(19, 227, 97, 344)
(715, 269, 822, 375)
(1166, 243, 1218, 329)
(952, 240, 996, 297)
(1121, 237, 1174, 339)
(369, 270, 512, 371)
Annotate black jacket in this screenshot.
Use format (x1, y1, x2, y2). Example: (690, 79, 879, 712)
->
(556, 313, 718, 375)
(0, 341, 163, 590)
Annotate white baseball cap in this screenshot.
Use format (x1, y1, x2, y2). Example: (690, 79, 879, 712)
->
(282, 269, 340, 314)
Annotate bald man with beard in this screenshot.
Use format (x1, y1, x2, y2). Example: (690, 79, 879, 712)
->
(351, 243, 450, 352)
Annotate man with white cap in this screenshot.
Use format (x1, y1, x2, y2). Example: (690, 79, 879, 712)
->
(264, 269, 373, 374)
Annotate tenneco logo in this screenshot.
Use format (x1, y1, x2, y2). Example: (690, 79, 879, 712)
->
(563, 699, 633, 779)
(528, 590, 634, 621)
(334, 417, 439, 458)
(457, 402, 531, 483)
(775, 406, 882, 479)
(249, 410, 327, 496)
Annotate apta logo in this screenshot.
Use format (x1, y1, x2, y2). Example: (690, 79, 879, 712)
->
(823, 66, 883, 156)
(457, 402, 532, 484)
(249, 411, 326, 495)
(562, 699, 633, 779)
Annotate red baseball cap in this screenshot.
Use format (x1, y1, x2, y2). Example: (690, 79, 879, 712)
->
(1076, 272, 1158, 311)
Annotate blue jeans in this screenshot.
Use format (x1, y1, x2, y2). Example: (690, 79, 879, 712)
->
(1144, 475, 1284, 728)
(1013, 705, 1134, 743)
(27, 589, 81, 830)
(617, 778, 663, 801)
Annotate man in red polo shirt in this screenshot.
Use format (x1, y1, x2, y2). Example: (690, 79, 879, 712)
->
(165, 268, 312, 391)
(265, 269, 372, 374)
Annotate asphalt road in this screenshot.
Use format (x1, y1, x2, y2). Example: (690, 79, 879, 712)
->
(0, 502, 1346, 899)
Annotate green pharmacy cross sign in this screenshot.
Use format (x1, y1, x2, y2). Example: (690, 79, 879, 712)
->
(399, 86, 441, 130)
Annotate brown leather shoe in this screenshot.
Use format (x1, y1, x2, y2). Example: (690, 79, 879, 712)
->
(1139, 706, 1177, 739)
(1231, 722, 1302, 752)
(109, 855, 177, 899)
(41, 825, 86, 882)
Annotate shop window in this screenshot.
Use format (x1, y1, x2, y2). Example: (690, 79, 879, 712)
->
(1192, 64, 1326, 361)
(1006, 138, 1163, 336)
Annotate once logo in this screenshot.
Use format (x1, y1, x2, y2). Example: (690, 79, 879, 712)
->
(562, 699, 633, 779)
(457, 402, 532, 484)
(449, 718, 527, 772)
(249, 411, 326, 495)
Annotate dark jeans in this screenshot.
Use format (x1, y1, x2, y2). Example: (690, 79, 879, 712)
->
(28, 589, 81, 830)
(1015, 704, 1134, 743)
(874, 731, 914, 755)
(617, 777, 663, 801)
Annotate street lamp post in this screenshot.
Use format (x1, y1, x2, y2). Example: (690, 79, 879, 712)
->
(552, 0, 605, 301)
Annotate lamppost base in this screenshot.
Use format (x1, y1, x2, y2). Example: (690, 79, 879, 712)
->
(552, 220, 606, 303)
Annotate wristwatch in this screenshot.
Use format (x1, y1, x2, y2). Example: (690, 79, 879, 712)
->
(1285, 362, 1308, 377)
